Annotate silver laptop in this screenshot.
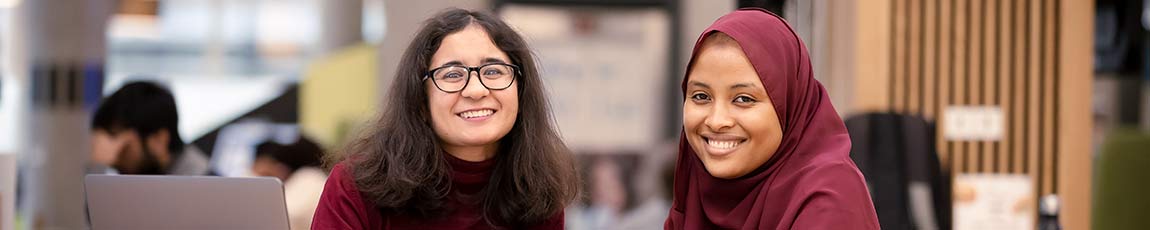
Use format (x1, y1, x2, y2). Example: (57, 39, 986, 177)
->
(84, 175, 289, 230)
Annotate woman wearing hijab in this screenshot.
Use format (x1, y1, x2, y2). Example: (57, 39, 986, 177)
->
(666, 8, 880, 229)
(311, 8, 579, 229)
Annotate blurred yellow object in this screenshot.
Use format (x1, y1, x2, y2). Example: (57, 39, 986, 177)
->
(300, 44, 379, 151)
(1093, 127, 1150, 230)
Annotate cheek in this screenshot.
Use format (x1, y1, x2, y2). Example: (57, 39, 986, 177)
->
(740, 112, 783, 154)
(427, 91, 456, 116)
(426, 82, 447, 106)
(681, 103, 705, 129)
(426, 93, 459, 139)
(497, 85, 520, 116)
(741, 115, 770, 134)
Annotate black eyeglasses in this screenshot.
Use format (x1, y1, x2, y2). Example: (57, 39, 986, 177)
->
(423, 63, 520, 93)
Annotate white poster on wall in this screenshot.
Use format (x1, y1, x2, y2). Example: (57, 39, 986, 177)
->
(943, 106, 1005, 141)
(501, 6, 670, 151)
(953, 173, 1036, 230)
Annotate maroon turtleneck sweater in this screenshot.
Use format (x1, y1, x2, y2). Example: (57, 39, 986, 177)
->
(311, 154, 564, 229)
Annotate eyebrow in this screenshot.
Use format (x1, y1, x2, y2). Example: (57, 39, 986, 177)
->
(437, 57, 509, 67)
(482, 57, 508, 64)
(688, 81, 757, 90)
(689, 81, 710, 89)
(730, 83, 756, 90)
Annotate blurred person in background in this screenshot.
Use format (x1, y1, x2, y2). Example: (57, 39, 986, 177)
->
(89, 81, 210, 175)
(251, 137, 327, 230)
(568, 153, 671, 230)
(666, 8, 879, 229)
(312, 8, 579, 229)
(252, 141, 288, 179)
(613, 152, 676, 230)
(567, 155, 629, 230)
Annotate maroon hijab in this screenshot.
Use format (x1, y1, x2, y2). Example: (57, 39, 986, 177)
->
(665, 8, 879, 229)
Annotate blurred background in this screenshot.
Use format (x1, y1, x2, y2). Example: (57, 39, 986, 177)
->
(0, 0, 1142, 229)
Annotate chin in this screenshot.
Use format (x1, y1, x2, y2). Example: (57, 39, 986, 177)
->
(459, 139, 498, 147)
(458, 133, 502, 145)
(701, 161, 750, 179)
(706, 169, 740, 179)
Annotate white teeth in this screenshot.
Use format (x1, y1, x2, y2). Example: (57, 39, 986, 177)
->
(707, 139, 741, 149)
(459, 109, 494, 119)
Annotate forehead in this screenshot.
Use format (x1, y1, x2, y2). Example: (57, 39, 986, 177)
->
(687, 43, 763, 89)
(430, 24, 510, 67)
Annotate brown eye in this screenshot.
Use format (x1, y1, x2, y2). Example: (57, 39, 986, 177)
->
(733, 95, 756, 104)
(690, 93, 711, 102)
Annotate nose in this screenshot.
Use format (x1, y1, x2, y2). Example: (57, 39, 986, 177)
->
(459, 71, 490, 99)
(704, 102, 734, 131)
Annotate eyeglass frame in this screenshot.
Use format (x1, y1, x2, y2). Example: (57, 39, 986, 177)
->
(422, 63, 521, 93)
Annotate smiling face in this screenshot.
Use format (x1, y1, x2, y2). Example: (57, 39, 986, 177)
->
(683, 33, 783, 179)
(426, 24, 519, 161)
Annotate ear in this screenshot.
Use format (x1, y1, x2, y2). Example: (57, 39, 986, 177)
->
(146, 129, 172, 167)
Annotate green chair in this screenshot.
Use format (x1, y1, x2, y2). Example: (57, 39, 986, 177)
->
(1093, 128, 1150, 230)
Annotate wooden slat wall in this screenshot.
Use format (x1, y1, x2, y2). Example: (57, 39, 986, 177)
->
(844, 0, 1092, 228)
(886, 0, 1064, 209)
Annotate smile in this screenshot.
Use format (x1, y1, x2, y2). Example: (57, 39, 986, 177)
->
(701, 135, 747, 156)
(457, 109, 495, 119)
(706, 139, 744, 149)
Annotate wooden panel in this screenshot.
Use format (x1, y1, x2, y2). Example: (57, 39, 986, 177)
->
(907, 0, 922, 114)
(1027, 0, 1043, 202)
(923, 0, 937, 119)
(1058, 0, 1093, 228)
(853, 0, 892, 112)
(1012, 0, 1028, 175)
(980, 0, 996, 173)
(1041, 0, 1059, 199)
(953, 0, 969, 173)
(892, 0, 907, 112)
(937, 0, 954, 167)
(968, 0, 984, 173)
(996, 0, 1012, 173)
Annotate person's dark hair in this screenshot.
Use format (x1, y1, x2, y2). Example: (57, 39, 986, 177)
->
(285, 137, 323, 170)
(327, 8, 579, 227)
(259, 137, 323, 173)
(92, 81, 184, 156)
(255, 141, 286, 159)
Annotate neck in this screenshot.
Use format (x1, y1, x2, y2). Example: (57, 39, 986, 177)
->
(443, 142, 499, 162)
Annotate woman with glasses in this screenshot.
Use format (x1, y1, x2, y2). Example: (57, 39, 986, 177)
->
(665, 8, 879, 229)
(312, 8, 579, 229)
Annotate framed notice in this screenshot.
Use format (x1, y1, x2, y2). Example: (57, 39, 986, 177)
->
(953, 174, 1035, 230)
(500, 5, 671, 151)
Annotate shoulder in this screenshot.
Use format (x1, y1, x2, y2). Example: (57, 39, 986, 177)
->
(321, 162, 365, 201)
(317, 162, 356, 200)
(784, 157, 880, 229)
(789, 157, 870, 194)
(169, 146, 211, 175)
(312, 162, 382, 229)
(328, 163, 353, 183)
(774, 155, 875, 209)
